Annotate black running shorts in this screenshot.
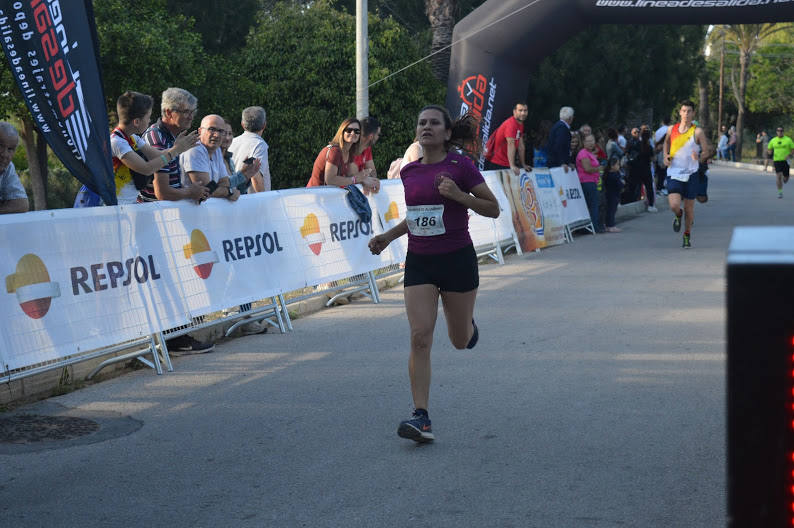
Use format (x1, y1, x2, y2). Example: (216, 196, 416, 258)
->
(774, 160, 790, 179)
(404, 244, 479, 293)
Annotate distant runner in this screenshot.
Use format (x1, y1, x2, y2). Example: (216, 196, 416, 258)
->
(663, 100, 714, 249)
(767, 127, 794, 199)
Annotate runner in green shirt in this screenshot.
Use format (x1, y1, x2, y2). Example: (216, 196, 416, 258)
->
(767, 127, 794, 198)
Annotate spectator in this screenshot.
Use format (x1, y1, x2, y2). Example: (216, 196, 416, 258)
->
(756, 130, 770, 170)
(569, 130, 582, 160)
(580, 124, 606, 164)
(654, 117, 670, 194)
(546, 106, 575, 171)
(139, 87, 208, 204)
(530, 120, 552, 168)
(307, 118, 378, 191)
(484, 102, 531, 174)
(0, 122, 28, 214)
(717, 125, 729, 160)
(605, 128, 624, 162)
(576, 134, 604, 233)
(223, 120, 260, 195)
(603, 155, 623, 233)
(628, 128, 657, 212)
(229, 106, 270, 193)
(617, 125, 628, 151)
(141, 88, 214, 354)
(350, 116, 382, 193)
(181, 115, 242, 202)
(727, 125, 737, 161)
(107, 91, 199, 205)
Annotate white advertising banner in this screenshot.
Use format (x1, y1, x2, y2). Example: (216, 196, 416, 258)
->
(525, 170, 566, 247)
(0, 206, 190, 371)
(369, 180, 408, 263)
(151, 193, 299, 317)
(278, 187, 394, 286)
(550, 167, 591, 226)
(483, 171, 518, 243)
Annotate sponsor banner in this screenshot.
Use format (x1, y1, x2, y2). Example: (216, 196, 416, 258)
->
(551, 167, 591, 227)
(0, 1, 116, 205)
(483, 171, 519, 243)
(150, 193, 295, 317)
(369, 179, 408, 262)
(0, 206, 189, 371)
(278, 187, 394, 286)
(526, 170, 566, 247)
(497, 169, 541, 252)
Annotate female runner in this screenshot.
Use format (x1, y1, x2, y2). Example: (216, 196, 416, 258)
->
(368, 105, 500, 443)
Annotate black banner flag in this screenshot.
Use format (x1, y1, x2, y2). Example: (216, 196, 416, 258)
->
(0, 0, 116, 205)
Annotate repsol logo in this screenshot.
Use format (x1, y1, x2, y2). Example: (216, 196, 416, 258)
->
(222, 232, 284, 262)
(71, 255, 161, 295)
(566, 188, 582, 200)
(330, 220, 372, 242)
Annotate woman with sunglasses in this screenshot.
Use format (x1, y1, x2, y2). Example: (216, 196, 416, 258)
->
(368, 105, 500, 444)
(307, 117, 379, 191)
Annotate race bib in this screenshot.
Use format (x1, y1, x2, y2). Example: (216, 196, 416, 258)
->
(406, 205, 445, 236)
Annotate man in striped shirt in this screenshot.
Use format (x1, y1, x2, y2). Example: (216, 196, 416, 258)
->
(139, 87, 207, 203)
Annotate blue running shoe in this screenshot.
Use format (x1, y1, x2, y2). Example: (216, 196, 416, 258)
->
(673, 213, 682, 233)
(682, 233, 691, 249)
(398, 411, 434, 443)
(466, 320, 479, 349)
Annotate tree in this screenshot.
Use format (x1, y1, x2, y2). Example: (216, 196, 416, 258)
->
(235, 1, 444, 189)
(709, 24, 793, 160)
(525, 25, 707, 131)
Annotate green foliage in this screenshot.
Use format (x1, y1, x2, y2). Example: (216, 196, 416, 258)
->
(93, 0, 207, 122)
(237, 1, 443, 189)
(526, 25, 707, 130)
(165, 0, 262, 53)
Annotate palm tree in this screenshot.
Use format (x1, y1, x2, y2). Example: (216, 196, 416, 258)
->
(709, 24, 792, 160)
(425, 0, 457, 83)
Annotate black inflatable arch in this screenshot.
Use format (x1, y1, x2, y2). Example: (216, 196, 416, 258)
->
(445, 0, 794, 168)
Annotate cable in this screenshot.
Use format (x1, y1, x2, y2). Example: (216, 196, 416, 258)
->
(368, 0, 545, 88)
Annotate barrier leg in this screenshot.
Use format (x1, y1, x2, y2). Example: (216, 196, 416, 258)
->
(367, 271, 381, 304)
(278, 294, 293, 332)
(155, 332, 173, 372)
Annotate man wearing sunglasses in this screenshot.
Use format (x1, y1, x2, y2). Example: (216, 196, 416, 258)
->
(767, 127, 794, 199)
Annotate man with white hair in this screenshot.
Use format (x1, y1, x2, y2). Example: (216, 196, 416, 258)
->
(0, 122, 29, 214)
(229, 106, 270, 192)
(140, 87, 208, 203)
(546, 106, 575, 172)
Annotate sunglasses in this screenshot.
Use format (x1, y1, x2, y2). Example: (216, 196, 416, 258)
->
(344, 127, 361, 135)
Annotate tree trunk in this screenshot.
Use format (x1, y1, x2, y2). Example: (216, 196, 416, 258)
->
(425, 0, 456, 83)
(697, 76, 709, 132)
(19, 117, 48, 210)
(735, 48, 750, 161)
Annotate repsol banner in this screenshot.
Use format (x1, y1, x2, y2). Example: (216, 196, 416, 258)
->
(0, 182, 520, 371)
(446, 0, 794, 158)
(0, 0, 116, 205)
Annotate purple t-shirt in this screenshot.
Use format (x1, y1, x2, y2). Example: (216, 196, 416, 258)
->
(401, 151, 485, 255)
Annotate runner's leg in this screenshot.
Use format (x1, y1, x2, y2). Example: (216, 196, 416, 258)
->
(440, 289, 478, 349)
(683, 198, 695, 233)
(404, 284, 440, 411)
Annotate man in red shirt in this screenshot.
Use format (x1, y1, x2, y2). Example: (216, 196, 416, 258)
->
(485, 102, 531, 174)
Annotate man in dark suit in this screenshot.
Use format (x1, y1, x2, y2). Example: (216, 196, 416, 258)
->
(546, 106, 575, 172)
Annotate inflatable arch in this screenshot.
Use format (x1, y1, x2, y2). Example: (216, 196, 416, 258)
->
(445, 0, 794, 168)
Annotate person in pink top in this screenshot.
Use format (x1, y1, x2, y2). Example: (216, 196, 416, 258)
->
(576, 134, 604, 233)
(368, 105, 500, 444)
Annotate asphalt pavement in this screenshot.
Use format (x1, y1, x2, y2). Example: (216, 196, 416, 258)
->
(2, 164, 792, 527)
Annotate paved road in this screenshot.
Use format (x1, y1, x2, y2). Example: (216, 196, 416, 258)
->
(2, 165, 792, 527)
